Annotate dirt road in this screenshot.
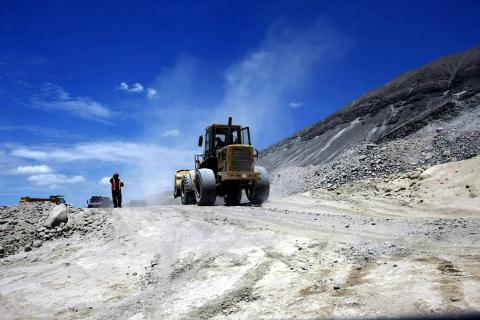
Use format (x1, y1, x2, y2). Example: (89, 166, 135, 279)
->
(1, 157, 480, 319)
(1, 192, 479, 319)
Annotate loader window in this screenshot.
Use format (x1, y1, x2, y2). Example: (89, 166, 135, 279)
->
(231, 130, 240, 144)
(214, 127, 241, 149)
(215, 135, 226, 149)
(241, 127, 251, 145)
(204, 131, 210, 154)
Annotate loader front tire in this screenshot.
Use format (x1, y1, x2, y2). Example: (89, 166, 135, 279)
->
(195, 169, 216, 206)
(246, 166, 270, 205)
(181, 174, 196, 205)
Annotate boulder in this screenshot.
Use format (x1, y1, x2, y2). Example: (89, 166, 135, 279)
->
(32, 240, 43, 248)
(45, 205, 68, 228)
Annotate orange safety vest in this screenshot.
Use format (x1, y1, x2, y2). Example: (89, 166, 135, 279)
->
(111, 178, 122, 191)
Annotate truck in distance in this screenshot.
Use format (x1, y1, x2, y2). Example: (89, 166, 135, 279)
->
(19, 195, 66, 205)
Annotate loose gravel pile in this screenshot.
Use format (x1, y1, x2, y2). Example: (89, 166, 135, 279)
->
(261, 47, 480, 198)
(0, 202, 113, 258)
(269, 109, 480, 197)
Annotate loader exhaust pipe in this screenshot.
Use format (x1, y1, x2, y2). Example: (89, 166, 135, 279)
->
(227, 116, 233, 144)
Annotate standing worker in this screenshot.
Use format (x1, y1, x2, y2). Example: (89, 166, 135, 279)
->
(110, 172, 124, 208)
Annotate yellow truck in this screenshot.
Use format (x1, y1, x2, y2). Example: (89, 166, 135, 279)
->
(19, 195, 66, 205)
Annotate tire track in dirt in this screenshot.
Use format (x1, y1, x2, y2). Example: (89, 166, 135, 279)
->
(415, 256, 466, 310)
(184, 261, 273, 319)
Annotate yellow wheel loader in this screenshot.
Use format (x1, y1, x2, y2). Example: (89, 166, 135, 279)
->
(173, 117, 269, 206)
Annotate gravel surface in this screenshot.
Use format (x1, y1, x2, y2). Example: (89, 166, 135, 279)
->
(0, 158, 479, 319)
(267, 100, 480, 197)
(0, 203, 113, 258)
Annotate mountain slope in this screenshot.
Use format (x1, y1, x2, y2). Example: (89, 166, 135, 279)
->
(259, 46, 480, 171)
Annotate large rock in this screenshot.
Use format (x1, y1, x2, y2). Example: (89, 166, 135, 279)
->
(32, 240, 43, 248)
(45, 205, 68, 228)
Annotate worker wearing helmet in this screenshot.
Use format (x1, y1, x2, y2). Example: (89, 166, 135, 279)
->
(110, 172, 124, 208)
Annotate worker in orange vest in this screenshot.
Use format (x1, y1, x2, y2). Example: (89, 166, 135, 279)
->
(110, 172, 124, 208)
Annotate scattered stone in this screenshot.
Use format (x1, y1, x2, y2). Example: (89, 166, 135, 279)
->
(24, 245, 32, 252)
(333, 284, 341, 290)
(32, 240, 43, 248)
(45, 205, 68, 228)
(1, 202, 111, 258)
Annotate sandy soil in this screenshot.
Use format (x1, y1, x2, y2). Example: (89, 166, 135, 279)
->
(1, 158, 479, 319)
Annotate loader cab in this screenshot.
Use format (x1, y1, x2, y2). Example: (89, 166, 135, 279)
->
(199, 125, 251, 158)
(196, 119, 252, 173)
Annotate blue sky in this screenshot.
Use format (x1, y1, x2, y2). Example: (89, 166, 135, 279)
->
(1, 0, 479, 206)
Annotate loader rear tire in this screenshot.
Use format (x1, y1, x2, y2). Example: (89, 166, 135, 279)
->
(181, 174, 196, 205)
(224, 187, 242, 206)
(246, 166, 270, 205)
(195, 169, 216, 206)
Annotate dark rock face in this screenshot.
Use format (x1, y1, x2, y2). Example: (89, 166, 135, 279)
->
(259, 46, 480, 172)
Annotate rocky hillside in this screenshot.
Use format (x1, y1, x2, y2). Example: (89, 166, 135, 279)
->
(258, 45, 480, 196)
(259, 45, 480, 170)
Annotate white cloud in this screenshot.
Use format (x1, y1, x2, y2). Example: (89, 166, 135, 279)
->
(289, 101, 303, 108)
(162, 129, 180, 137)
(146, 87, 158, 98)
(117, 82, 129, 91)
(27, 173, 85, 186)
(32, 83, 112, 120)
(7, 163, 85, 187)
(10, 141, 192, 163)
(14, 164, 53, 174)
(116, 81, 144, 93)
(8, 141, 195, 198)
(99, 176, 111, 186)
(130, 83, 144, 92)
(117, 81, 158, 99)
